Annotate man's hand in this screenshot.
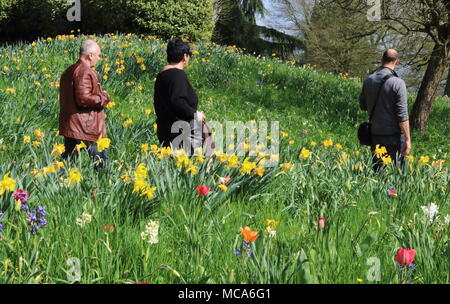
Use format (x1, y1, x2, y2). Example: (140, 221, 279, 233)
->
(402, 137, 411, 156)
(399, 120, 411, 156)
(196, 111, 206, 122)
(100, 91, 110, 107)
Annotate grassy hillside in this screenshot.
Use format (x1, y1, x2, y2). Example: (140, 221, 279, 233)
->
(0, 34, 448, 284)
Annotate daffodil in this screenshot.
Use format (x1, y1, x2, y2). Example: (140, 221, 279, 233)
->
(374, 145, 387, 158)
(75, 141, 87, 152)
(0, 172, 16, 195)
(96, 135, 111, 152)
(381, 155, 392, 165)
(240, 158, 256, 175)
(68, 168, 82, 185)
(51, 143, 65, 157)
(280, 162, 293, 172)
(419, 155, 429, 164)
(34, 128, 44, 141)
(323, 139, 333, 147)
(299, 148, 311, 160)
(134, 164, 149, 180)
(141, 144, 149, 153)
(253, 166, 265, 177)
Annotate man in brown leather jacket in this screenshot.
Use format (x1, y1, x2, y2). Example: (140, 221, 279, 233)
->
(59, 40, 110, 169)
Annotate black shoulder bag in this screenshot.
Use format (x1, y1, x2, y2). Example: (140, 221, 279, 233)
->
(358, 74, 395, 146)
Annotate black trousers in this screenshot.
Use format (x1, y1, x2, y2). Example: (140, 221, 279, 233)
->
(61, 137, 108, 169)
(370, 134, 405, 173)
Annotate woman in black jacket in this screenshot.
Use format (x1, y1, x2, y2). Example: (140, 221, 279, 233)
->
(153, 38, 206, 152)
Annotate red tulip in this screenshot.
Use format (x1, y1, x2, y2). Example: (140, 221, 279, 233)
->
(387, 187, 398, 198)
(318, 217, 326, 229)
(103, 224, 115, 233)
(396, 248, 416, 266)
(196, 185, 211, 196)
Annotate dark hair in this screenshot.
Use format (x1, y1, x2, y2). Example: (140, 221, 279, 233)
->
(167, 38, 192, 63)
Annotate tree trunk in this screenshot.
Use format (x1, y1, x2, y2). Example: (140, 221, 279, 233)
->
(444, 67, 450, 97)
(410, 43, 449, 131)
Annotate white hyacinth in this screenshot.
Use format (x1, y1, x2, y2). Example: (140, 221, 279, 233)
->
(265, 227, 276, 238)
(421, 203, 439, 222)
(444, 215, 450, 225)
(76, 212, 93, 228)
(141, 220, 159, 244)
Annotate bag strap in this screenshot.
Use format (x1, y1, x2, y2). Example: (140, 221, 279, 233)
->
(369, 73, 396, 122)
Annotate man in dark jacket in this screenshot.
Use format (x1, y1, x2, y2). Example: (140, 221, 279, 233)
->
(59, 40, 110, 168)
(360, 49, 411, 171)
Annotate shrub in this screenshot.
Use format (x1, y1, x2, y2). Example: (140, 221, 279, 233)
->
(0, 0, 215, 43)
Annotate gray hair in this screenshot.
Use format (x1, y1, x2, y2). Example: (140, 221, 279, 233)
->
(80, 40, 99, 56)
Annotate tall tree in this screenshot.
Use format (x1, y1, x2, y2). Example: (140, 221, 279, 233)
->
(212, 0, 306, 59)
(334, 0, 450, 131)
(273, 0, 381, 79)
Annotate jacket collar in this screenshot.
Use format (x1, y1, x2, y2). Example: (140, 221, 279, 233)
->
(378, 66, 398, 77)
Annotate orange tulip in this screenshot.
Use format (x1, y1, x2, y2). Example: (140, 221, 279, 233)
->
(240, 226, 259, 243)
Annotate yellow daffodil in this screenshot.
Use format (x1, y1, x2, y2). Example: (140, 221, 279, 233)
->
(240, 158, 257, 175)
(34, 128, 44, 141)
(141, 144, 149, 153)
(76, 141, 87, 152)
(381, 155, 392, 165)
(0, 172, 16, 195)
(419, 155, 429, 164)
(96, 135, 111, 152)
(68, 168, 82, 185)
(323, 139, 333, 147)
(280, 162, 294, 172)
(106, 101, 116, 109)
(122, 119, 133, 127)
(186, 164, 198, 175)
(134, 164, 149, 180)
(267, 219, 279, 229)
(51, 143, 65, 157)
(374, 145, 387, 158)
(226, 155, 239, 168)
(253, 166, 265, 177)
(299, 148, 311, 160)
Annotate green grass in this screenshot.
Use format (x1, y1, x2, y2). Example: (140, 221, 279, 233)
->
(0, 33, 448, 284)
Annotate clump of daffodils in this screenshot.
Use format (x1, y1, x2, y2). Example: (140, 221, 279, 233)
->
(76, 212, 93, 228)
(141, 220, 159, 244)
(132, 163, 157, 200)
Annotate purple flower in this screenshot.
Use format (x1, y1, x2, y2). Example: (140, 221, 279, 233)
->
(39, 218, 48, 227)
(407, 263, 416, 270)
(258, 81, 264, 87)
(21, 205, 29, 211)
(233, 248, 242, 257)
(0, 211, 3, 217)
(27, 206, 47, 234)
(0, 223, 4, 231)
(37, 206, 46, 217)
